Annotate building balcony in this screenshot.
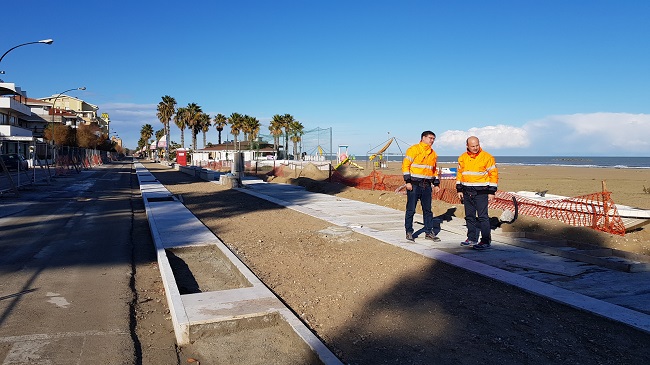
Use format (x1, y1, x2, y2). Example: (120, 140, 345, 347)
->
(0, 125, 34, 141)
(0, 96, 31, 116)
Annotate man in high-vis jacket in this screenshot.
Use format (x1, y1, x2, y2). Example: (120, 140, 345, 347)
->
(402, 130, 441, 242)
(456, 136, 498, 250)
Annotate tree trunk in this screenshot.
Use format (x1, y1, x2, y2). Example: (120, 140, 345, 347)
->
(284, 133, 289, 160)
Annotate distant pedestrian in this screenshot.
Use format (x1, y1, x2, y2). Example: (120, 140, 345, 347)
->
(456, 136, 498, 250)
(402, 130, 441, 242)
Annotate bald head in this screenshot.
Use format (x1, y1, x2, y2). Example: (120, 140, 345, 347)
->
(466, 136, 481, 154)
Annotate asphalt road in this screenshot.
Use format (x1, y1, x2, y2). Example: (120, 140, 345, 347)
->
(0, 168, 42, 195)
(0, 160, 171, 364)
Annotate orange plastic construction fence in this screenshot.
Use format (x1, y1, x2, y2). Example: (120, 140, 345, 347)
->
(55, 155, 74, 176)
(487, 189, 626, 236)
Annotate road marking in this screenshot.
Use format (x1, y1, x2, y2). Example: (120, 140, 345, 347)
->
(45, 292, 70, 308)
(0, 329, 128, 343)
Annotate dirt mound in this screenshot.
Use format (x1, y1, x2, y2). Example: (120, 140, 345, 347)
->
(335, 164, 367, 178)
(298, 163, 329, 180)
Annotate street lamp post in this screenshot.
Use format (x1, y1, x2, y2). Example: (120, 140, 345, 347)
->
(48, 87, 86, 165)
(0, 39, 53, 72)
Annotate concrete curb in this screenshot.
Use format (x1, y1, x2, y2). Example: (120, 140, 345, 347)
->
(135, 162, 342, 364)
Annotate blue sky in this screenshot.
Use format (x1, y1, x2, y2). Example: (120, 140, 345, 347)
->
(3, 1, 649, 157)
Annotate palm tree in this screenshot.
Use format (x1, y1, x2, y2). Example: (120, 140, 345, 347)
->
(140, 124, 154, 143)
(185, 103, 203, 151)
(243, 115, 261, 153)
(269, 114, 284, 158)
(213, 113, 228, 144)
(240, 114, 252, 147)
(156, 95, 176, 161)
(174, 107, 187, 148)
(137, 138, 147, 151)
(153, 128, 165, 160)
(288, 120, 305, 160)
(228, 112, 244, 150)
(155, 128, 165, 142)
(200, 113, 211, 148)
(282, 114, 295, 159)
(140, 124, 154, 158)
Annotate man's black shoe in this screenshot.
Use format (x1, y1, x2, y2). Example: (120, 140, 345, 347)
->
(425, 233, 441, 242)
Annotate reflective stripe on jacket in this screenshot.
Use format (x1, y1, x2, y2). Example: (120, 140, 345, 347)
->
(402, 141, 439, 184)
(456, 149, 498, 193)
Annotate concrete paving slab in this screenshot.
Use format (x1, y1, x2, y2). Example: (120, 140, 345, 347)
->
(505, 258, 589, 276)
(607, 293, 650, 313)
(182, 287, 283, 324)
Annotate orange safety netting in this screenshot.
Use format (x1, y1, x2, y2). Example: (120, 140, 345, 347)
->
(268, 167, 626, 236)
(487, 189, 626, 236)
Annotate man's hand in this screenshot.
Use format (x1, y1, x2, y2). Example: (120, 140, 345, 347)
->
(433, 186, 440, 194)
(405, 182, 412, 191)
(457, 192, 463, 200)
(488, 194, 495, 201)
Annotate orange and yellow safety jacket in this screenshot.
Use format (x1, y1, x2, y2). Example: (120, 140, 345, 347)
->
(402, 141, 439, 185)
(456, 148, 498, 194)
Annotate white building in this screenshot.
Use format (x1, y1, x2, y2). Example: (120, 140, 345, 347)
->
(1, 81, 109, 158)
(0, 82, 33, 156)
(190, 141, 278, 165)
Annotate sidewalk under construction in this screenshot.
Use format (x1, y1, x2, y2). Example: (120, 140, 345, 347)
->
(137, 161, 650, 365)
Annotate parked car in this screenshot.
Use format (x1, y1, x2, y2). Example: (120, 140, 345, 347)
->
(0, 154, 29, 171)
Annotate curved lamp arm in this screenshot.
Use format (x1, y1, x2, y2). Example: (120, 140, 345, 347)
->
(0, 39, 53, 64)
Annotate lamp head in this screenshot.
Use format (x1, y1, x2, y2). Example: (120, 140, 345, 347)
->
(39, 39, 54, 45)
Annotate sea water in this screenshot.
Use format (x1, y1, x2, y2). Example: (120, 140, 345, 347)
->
(354, 155, 650, 169)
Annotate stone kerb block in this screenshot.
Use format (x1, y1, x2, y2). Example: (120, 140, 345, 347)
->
(179, 165, 202, 177)
(199, 169, 215, 181)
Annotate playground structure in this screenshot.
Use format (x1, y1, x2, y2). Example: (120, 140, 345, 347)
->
(334, 137, 407, 171)
(366, 137, 406, 170)
(335, 145, 364, 170)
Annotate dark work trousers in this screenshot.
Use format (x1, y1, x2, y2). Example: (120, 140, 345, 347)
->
(463, 188, 491, 243)
(405, 182, 433, 234)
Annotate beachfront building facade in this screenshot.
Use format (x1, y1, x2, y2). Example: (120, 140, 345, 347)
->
(0, 81, 109, 158)
(38, 94, 108, 133)
(0, 82, 34, 156)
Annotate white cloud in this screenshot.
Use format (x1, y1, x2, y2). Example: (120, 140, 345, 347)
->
(524, 113, 650, 155)
(437, 125, 530, 150)
(434, 113, 650, 156)
(101, 102, 157, 119)
(98, 102, 159, 149)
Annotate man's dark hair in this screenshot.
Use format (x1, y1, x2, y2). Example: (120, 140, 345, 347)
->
(421, 130, 436, 139)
